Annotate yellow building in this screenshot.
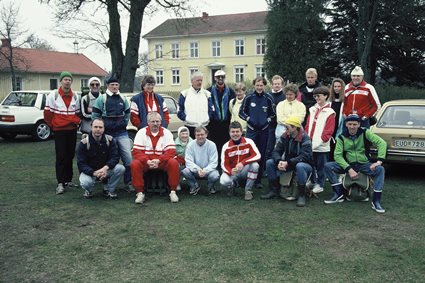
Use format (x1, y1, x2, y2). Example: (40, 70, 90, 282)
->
(143, 11, 267, 92)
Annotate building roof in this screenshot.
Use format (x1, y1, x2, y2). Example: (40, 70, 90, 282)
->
(144, 11, 268, 39)
(0, 47, 108, 76)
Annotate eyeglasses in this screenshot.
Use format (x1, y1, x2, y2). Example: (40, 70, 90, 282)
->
(215, 76, 225, 79)
(90, 83, 100, 87)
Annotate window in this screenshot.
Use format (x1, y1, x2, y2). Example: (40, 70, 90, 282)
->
(256, 38, 266, 55)
(49, 79, 58, 90)
(212, 40, 221, 57)
(81, 79, 88, 88)
(235, 39, 245, 56)
(255, 65, 265, 78)
(12, 76, 22, 91)
(171, 69, 180, 85)
(234, 67, 245, 83)
(155, 43, 163, 59)
(189, 42, 199, 58)
(155, 70, 164, 85)
(171, 43, 180, 59)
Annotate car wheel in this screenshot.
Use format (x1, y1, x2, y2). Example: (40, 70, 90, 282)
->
(0, 132, 17, 141)
(33, 121, 51, 141)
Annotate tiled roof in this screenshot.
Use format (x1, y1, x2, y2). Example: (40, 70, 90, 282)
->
(0, 47, 108, 76)
(144, 11, 268, 38)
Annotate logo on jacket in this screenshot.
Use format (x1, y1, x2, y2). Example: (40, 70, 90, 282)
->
(250, 102, 256, 107)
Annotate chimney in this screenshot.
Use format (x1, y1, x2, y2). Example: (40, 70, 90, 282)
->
(1, 38, 11, 48)
(202, 12, 209, 19)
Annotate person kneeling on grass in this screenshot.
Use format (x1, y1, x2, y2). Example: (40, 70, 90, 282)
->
(324, 114, 387, 213)
(77, 118, 125, 199)
(220, 121, 261, 201)
(131, 112, 179, 204)
(181, 126, 220, 195)
(262, 116, 314, 207)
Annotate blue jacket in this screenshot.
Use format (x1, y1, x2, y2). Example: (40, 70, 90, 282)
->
(77, 133, 120, 176)
(239, 91, 275, 131)
(271, 129, 313, 170)
(207, 84, 235, 122)
(130, 92, 167, 128)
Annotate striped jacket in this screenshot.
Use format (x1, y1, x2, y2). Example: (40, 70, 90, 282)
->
(43, 88, 80, 131)
(132, 126, 176, 163)
(343, 80, 381, 118)
(305, 102, 335, 152)
(221, 137, 261, 175)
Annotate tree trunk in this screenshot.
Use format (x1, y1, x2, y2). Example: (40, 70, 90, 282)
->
(358, 0, 378, 83)
(120, 0, 151, 92)
(106, 0, 124, 79)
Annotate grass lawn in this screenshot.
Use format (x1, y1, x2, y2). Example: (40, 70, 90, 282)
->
(1, 137, 424, 282)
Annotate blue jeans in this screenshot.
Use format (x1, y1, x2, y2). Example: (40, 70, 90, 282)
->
(246, 127, 269, 184)
(266, 159, 313, 185)
(114, 133, 132, 184)
(312, 152, 329, 187)
(324, 162, 385, 191)
(220, 162, 259, 191)
(79, 164, 125, 192)
(181, 168, 220, 189)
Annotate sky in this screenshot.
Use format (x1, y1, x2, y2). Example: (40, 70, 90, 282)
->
(7, 0, 269, 72)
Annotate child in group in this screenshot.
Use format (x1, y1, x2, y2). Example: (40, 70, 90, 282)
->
(174, 126, 193, 190)
(275, 83, 306, 140)
(229, 82, 247, 134)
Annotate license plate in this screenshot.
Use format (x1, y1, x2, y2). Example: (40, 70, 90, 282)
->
(393, 139, 425, 149)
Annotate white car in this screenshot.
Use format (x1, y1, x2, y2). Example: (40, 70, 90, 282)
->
(0, 90, 52, 141)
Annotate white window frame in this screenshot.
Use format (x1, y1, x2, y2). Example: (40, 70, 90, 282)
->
(234, 66, 245, 83)
(49, 78, 58, 90)
(189, 41, 199, 58)
(235, 39, 245, 56)
(81, 78, 89, 88)
(12, 75, 23, 91)
(171, 68, 181, 85)
(256, 37, 266, 55)
(155, 43, 163, 59)
(212, 40, 221, 57)
(255, 65, 265, 78)
(171, 42, 180, 59)
(155, 69, 164, 85)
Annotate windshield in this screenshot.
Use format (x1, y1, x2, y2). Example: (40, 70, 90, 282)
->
(377, 105, 425, 129)
(2, 92, 38, 107)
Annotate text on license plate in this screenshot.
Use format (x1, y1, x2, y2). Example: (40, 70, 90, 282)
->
(393, 139, 425, 148)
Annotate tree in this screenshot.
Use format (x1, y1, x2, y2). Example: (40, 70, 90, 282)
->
(43, 0, 191, 92)
(264, 0, 328, 83)
(25, 34, 55, 51)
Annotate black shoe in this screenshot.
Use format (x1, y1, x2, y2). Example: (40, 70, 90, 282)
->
(260, 190, 278, 199)
(105, 191, 118, 199)
(296, 195, 306, 207)
(255, 183, 263, 189)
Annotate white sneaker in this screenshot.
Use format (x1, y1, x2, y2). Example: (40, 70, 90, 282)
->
(176, 184, 182, 191)
(312, 184, 324, 194)
(56, 183, 65, 194)
(169, 191, 179, 203)
(135, 192, 145, 204)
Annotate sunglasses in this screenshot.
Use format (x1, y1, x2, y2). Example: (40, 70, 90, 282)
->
(215, 76, 225, 79)
(90, 83, 100, 87)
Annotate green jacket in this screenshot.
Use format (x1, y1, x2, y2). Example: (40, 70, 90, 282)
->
(334, 128, 387, 172)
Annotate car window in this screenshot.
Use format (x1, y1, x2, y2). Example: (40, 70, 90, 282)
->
(164, 97, 177, 114)
(2, 92, 38, 107)
(377, 105, 425, 129)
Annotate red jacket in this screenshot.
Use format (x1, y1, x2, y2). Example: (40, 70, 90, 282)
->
(221, 137, 261, 175)
(43, 88, 80, 131)
(343, 80, 380, 118)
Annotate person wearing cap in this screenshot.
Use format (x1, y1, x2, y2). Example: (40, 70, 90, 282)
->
(324, 114, 387, 213)
(262, 116, 314, 207)
(44, 71, 81, 194)
(220, 121, 261, 201)
(298, 68, 321, 125)
(177, 72, 213, 138)
(342, 66, 381, 128)
(92, 76, 133, 191)
(304, 86, 336, 194)
(130, 75, 170, 129)
(239, 76, 275, 188)
(80, 77, 102, 134)
(207, 70, 235, 168)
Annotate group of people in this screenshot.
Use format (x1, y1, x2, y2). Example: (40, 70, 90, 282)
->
(43, 65, 388, 213)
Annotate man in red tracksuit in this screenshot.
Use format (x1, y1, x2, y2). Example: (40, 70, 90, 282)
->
(44, 71, 80, 194)
(131, 112, 179, 204)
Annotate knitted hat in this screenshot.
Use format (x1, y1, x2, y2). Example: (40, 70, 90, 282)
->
(346, 114, 361, 123)
(59, 71, 73, 81)
(214, 70, 226, 77)
(284, 116, 302, 128)
(177, 126, 189, 137)
(88, 77, 101, 86)
(351, 66, 364, 76)
(107, 76, 119, 84)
